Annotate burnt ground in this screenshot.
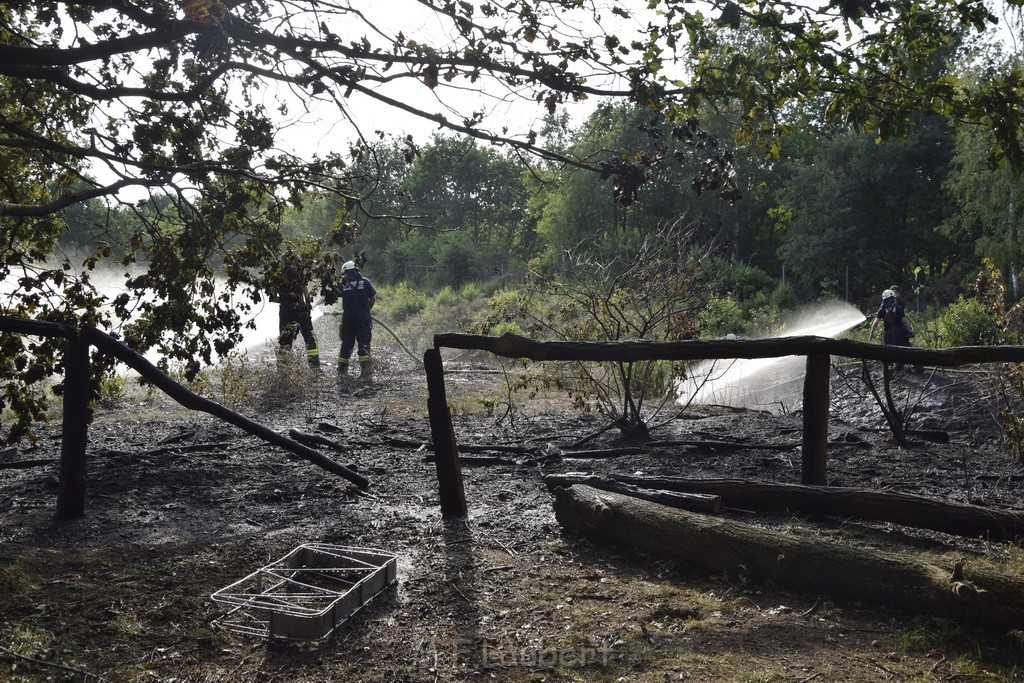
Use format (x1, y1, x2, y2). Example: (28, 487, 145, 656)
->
(1, 348, 1024, 682)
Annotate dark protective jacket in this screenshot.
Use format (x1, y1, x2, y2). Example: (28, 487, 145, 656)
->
(340, 272, 376, 320)
(875, 300, 910, 346)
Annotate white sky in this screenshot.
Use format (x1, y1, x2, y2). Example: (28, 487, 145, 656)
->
(257, 0, 644, 161)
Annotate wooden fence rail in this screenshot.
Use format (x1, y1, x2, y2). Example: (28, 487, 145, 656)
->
(427, 332, 1024, 517)
(0, 316, 369, 520)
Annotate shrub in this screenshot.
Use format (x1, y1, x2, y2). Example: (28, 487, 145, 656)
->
(379, 282, 429, 322)
(95, 375, 126, 408)
(489, 321, 526, 337)
(699, 294, 747, 337)
(771, 282, 798, 311)
(428, 232, 477, 288)
(712, 258, 778, 304)
(459, 282, 484, 300)
(934, 296, 1013, 348)
(435, 286, 460, 307)
(480, 219, 712, 440)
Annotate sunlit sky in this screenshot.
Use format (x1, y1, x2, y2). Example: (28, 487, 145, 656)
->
(256, 0, 645, 161)
(262, 0, 1021, 163)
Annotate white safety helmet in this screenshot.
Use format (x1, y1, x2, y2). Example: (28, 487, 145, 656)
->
(882, 289, 896, 301)
(342, 260, 357, 273)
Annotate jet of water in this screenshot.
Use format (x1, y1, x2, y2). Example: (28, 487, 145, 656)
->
(678, 301, 867, 412)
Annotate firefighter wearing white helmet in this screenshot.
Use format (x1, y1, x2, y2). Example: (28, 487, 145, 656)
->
(336, 258, 377, 380)
(868, 286, 921, 373)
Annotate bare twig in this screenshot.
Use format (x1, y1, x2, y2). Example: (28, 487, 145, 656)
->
(0, 645, 109, 682)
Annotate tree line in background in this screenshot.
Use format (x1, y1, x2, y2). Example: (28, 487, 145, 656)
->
(62, 49, 1023, 339)
(5, 0, 1024, 444)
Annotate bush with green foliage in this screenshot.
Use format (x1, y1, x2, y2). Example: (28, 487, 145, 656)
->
(699, 294, 747, 338)
(933, 261, 1024, 460)
(933, 296, 1014, 348)
(370, 281, 495, 359)
(377, 282, 430, 322)
(428, 232, 478, 289)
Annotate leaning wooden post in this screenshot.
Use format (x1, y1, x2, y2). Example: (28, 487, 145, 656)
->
(424, 347, 467, 516)
(801, 354, 830, 486)
(57, 333, 92, 519)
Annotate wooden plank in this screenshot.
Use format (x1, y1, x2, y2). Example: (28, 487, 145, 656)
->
(424, 348, 467, 517)
(801, 354, 829, 485)
(433, 332, 1024, 367)
(56, 336, 91, 519)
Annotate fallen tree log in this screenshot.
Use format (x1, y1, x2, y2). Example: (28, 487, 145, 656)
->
(424, 454, 520, 467)
(610, 475, 1024, 543)
(553, 484, 1024, 631)
(289, 429, 348, 452)
(859, 427, 951, 444)
(559, 447, 649, 459)
(647, 439, 798, 451)
(544, 474, 722, 513)
(0, 459, 53, 470)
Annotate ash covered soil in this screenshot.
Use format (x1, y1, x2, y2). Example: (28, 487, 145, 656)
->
(2, 349, 1024, 682)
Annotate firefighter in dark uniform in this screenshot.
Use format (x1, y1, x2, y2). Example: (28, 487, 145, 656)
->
(277, 253, 320, 368)
(868, 288, 921, 373)
(337, 260, 377, 379)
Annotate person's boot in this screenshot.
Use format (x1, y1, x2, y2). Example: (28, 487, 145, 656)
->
(359, 356, 373, 381)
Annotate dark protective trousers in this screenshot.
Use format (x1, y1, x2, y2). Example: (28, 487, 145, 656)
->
(278, 301, 320, 366)
(883, 326, 921, 373)
(338, 314, 372, 373)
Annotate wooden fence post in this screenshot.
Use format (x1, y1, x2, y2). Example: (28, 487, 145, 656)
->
(801, 354, 830, 485)
(423, 348, 467, 516)
(57, 334, 92, 519)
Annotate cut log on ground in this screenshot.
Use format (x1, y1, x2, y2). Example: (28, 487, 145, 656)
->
(544, 474, 722, 513)
(289, 429, 348, 452)
(552, 484, 1024, 631)
(610, 475, 1024, 543)
(647, 439, 798, 451)
(560, 447, 649, 459)
(859, 427, 951, 444)
(424, 454, 520, 467)
(0, 459, 53, 470)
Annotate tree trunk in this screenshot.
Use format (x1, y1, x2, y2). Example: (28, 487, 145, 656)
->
(610, 475, 1024, 542)
(544, 474, 721, 513)
(553, 485, 1024, 631)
